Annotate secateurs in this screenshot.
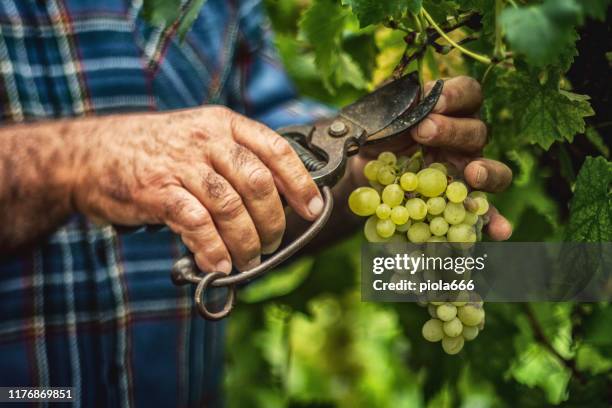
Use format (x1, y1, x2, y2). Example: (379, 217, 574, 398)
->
(171, 72, 444, 320)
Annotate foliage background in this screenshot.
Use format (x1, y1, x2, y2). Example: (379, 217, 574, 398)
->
(218, 0, 612, 406)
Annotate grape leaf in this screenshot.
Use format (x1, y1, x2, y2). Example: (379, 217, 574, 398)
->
(299, 0, 350, 89)
(484, 69, 594, 149)
(565, 156, 612, 242)
(500, 0, 582, 67)
(577, 0, 612, 20)
(342, 0, 421, 27)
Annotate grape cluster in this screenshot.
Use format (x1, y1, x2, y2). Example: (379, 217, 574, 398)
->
(348, 151, 490, 354)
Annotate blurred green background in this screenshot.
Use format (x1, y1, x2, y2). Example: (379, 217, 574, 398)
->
(222, 1, 612, 406)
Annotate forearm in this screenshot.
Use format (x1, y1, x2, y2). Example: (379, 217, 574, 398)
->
(0, 119, 86, 252)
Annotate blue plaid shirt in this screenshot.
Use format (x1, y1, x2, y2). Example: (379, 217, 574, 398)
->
(0, 0, 330, 406)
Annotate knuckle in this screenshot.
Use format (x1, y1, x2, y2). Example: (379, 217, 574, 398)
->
(246, 166, 275, 198)
(270, 136, 294, 157)
(217, 193, 245, 219)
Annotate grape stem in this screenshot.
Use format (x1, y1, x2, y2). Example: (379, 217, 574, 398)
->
(421, 8, 492, 65)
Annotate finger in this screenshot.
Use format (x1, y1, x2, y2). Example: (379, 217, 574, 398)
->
(210, 142, 286, 255)
(157, 187, 232, 274)
(464, 158, 513, 192)
(425, 76, 483, 116)
(485, 206, 513, 241)
(410, 114, 487, 153)
(181, 167, 262, 271)
(229, 114, 323, 221)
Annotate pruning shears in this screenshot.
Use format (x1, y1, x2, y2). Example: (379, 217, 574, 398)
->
(171, 72, 444, 320)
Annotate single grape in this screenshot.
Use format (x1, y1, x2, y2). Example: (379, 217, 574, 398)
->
(446, 181, 468, 203)
(348, 187, 380, 216)
(442, 335, 464, 354)
(457, 304, 485, 326)
(422, 319, 444, 342)
(428, 162, 448, 175)
(399, 172, 418, 191)
(395, 219, 412, 232)
(376, 203, 391, 220)
(469, 191, 487, 200)
(443, 317, 463, 337)
(407, 222, 431, 243)
(463, 211, 478, 225)
(443, 202, 466, 225)
(416, 168, 447, 197)
(436, 303, 457, 321)
(382, 184, 404, 207)
(427, 197, 446, 215)
(377, 165, 396, 185)
(363, 216, 389, 242)
(390, 206, 410, 225)
(429, 216, 449, 236)
(378, 151, 397, 166)
(462, 325, 479, 341)
(376, 218, 396, 238)
(450, 291, 469, 306)
(364, 160, 384, 181)
(473, 196, 490, 216)
(447, 224, 477, 243)
(405, 198, 428, 220)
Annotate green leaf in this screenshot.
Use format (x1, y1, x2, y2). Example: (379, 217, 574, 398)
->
(334, 52, 367, 88)
(585, 127, 610, 158)
(240, 258, 314, 303)
(342, 0, 419, 27)
(565, 156, 612, 242)
(500, 0, 582, 67)
(142, 0, 182, 26)
(484, 69, 594, 149)
(577, 0, 612, 20)
(299, 0, 350, 90)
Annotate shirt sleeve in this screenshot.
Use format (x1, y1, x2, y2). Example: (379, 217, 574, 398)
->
(225, 0, 334, 130)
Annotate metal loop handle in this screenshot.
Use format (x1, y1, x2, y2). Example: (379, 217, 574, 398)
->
(171, 186, 334, 319)
(194, 272, 236, 320)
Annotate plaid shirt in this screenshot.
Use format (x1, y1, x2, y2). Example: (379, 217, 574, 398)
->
(0, 0, 330, 406)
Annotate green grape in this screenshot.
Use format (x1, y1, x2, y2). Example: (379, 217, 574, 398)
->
(364, 160, 384, 181)
(462, 325, 479, 341)
(395, 220, 412, 232)
(429, 216, 449, 236)
(463, 211, 478, 225)
(416, 168, 447, 197)
(442, 335, 464, 354)
(407, 222, 431, 243)
(399, 172, 418, 191)
(427, 197, 446, 215)
(443, 202, 466, 225)
(473, 196, 490, 216)
(390, 206, 410, 225)
(451, 291, 469, 306)
(422, 319, 444, 342)
(429, 162, 448, 175)
(378, 151, 397, 166)
(443, 317, 463, 337)
(436, 303, 457, 321)
(405, 198, 427, 220)
(457, 304, 485, 326)
(377, 165, 396, 185)
(427, 236, 447, 242)
(376, 218, 396, 238)
(363, 216, 390, 242)
(382, 184, 404, 207)
(446, 181, 468, 203)
(376, 203, 391, 220)
(469, 191, 487, 200)
(428, 304, 438, 318)
(349, 187, 380, 216)
(447, 224, 477, 243)
(463, 197, 479, 213)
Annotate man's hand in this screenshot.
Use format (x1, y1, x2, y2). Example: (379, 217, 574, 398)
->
(349, 76, 513, 240)
(71, 107, 323, 273)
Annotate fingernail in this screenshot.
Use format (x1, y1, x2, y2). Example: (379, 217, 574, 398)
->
(308, 196, 324, 217)
(434, 94, 447, 113)
(262, 236, 283, 255)
(475, 165, 488, 186)
(246, 256, 261, 270)
(416, 119, 437, 141)
(215, 260, 232, 274)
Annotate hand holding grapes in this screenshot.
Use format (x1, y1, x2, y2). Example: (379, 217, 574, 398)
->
(349, 76, 513, 241)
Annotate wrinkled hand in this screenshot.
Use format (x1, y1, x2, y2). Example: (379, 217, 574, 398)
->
(351, 76, 513, 240)
(72, 107, 323, 273)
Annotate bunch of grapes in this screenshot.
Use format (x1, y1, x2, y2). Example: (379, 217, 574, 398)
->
(348, 150, 490, 354)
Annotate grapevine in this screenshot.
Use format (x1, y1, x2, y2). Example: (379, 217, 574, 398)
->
(348, 150, 489, 354)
